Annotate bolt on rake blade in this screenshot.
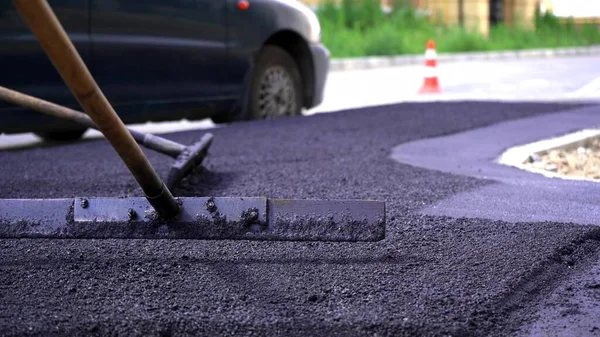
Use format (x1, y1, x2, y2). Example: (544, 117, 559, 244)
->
(0, 197, 385, 242)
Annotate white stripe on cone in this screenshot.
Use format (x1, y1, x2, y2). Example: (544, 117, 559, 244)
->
(425, 49, 437, 60)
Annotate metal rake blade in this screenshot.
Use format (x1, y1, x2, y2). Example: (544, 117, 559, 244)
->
(0, 197, 386, 242)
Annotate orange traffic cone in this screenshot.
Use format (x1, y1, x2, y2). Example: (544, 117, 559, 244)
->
(419, 40, 441, 94)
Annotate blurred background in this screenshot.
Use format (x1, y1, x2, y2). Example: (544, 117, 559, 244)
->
(300, 0, 600, 58)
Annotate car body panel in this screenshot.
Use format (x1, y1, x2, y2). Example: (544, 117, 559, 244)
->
(307, 41, 330, 107)
(0, 0, 91, 133)
(0, 0, 330, 136)
(89, 0, 228, 104)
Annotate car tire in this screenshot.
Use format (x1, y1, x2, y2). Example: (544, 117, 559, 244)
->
(246, 45, 304, 121)
(34, 128, 88, 142)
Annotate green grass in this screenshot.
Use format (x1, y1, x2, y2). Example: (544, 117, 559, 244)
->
(315, 0, 600, 58)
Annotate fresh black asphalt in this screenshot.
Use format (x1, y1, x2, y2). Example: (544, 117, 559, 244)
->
(522, 249, 600, 336)
(1, 101, 600, 337)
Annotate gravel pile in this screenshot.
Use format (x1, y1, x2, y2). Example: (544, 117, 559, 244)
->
(528, 135, 600, 180)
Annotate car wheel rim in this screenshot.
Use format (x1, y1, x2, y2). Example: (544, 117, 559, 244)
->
(257, 66, 296, 119)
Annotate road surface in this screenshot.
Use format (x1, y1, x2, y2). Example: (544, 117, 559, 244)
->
(1, 101, 599, 336)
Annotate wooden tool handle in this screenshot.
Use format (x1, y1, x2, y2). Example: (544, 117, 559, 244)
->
(12, 0, 180, 219)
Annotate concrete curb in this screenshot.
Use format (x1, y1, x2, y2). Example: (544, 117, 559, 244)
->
(496, 128, 600, 183)
(330, 45, 600, 71)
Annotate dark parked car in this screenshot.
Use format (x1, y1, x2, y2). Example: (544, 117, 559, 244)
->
(0, 0, 329, 141)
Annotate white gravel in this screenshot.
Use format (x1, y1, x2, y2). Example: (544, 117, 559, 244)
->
(526, 135, 600, 180)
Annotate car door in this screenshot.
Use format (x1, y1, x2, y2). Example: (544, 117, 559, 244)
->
(89, 0, 228, 107)
(0, 0, 91, 108)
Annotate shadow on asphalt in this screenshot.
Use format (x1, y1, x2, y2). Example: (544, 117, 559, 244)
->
(172, 168, 241, 197)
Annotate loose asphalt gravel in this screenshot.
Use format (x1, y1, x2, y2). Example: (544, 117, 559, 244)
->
(1, 101, 600, 337)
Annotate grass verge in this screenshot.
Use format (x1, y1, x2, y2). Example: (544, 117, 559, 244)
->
(315, 0, 600, 58)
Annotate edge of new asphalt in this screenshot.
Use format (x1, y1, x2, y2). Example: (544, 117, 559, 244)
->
(391, 104, 600, 225)
(330, 45, 600, 71)
(498, 128, 600, 183)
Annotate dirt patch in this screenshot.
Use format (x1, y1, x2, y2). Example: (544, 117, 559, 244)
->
(526, 135, 600, 180)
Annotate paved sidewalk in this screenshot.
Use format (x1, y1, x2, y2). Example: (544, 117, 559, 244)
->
(308, 55, 600, 114)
